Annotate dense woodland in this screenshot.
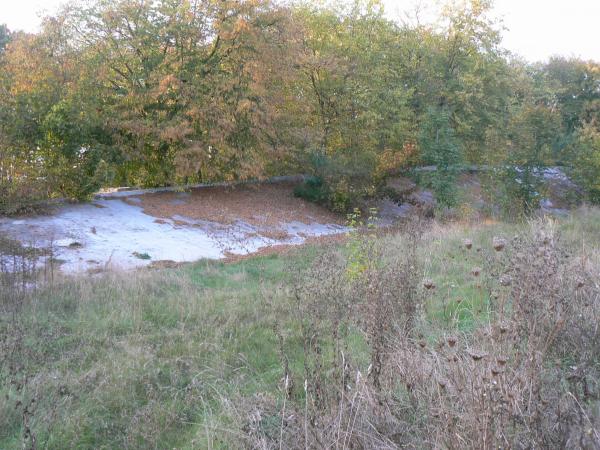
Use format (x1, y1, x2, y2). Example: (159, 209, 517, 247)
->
(0, 0, 599, 213)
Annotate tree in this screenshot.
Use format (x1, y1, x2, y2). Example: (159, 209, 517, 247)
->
(0, 0, 598, 213)
(418, 106, 462, 207)
(569, 124, 600, 204)
(545, 57, 600, 135)
(291, 1, 416, 210)
(501, 103, 563, 215)
(64, 0, 293, 187)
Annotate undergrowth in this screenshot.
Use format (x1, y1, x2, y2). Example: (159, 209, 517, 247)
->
(1, 209, 599, 449)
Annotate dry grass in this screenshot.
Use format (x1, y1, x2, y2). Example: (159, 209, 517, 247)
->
(1, 209, 599, 449)
(234, 214, 600, 449)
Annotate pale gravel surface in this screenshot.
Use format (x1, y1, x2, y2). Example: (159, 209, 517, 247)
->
(0, 194, 347, 274)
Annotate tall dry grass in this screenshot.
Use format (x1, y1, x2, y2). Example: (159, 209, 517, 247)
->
(236, 217, 600, 449)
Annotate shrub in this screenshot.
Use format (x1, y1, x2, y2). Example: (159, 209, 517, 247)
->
(297, 148, 378, 213)
(0, 179, 48, 215)
(293, 176, 328, 204)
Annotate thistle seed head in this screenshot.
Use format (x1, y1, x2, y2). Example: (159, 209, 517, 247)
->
(447, 336, 457, 347)
(467, 350, 487, 361)
(493, 236, 507, 252)
(423, 279, 435, 290)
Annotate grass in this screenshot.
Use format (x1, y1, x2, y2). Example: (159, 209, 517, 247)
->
(1, 208, 599, 449)
(418, 220, 517, 329)
(0, 245, 321, 449)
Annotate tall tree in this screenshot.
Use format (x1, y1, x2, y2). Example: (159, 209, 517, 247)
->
(66, 0, 292, 186)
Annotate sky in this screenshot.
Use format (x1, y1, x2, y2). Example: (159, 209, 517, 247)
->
(382, 0, 600, 62)
(2, 0, 599, 62)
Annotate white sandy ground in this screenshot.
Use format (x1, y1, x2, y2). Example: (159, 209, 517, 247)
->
(0, 197, 348, 274)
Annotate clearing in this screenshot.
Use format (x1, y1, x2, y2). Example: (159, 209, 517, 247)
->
(0, 181, 347, 273)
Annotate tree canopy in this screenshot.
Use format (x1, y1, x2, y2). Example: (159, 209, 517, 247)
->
(0, 0, 599, 212)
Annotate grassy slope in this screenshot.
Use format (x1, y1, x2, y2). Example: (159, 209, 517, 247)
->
(1, 208, 599, 449)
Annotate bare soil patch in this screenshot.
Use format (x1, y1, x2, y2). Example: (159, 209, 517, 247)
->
(127, 182, 344, 227)
(222, 232, 349, 263)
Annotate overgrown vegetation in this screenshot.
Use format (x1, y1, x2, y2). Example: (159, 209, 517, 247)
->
(1, 208, 599, 449)
(1, 1, 599, 447)
(0, 0, 598, 213)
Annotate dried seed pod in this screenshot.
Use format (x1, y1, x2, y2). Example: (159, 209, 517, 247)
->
(467, 350, 488, 361)
(418, 340, 427, 348)
(423, 279, 436, 290)
(463, 239, 473, 250)
(447, 336, 457, 347)
(493, 236, 507, 251)
(471, 267, 482, 277)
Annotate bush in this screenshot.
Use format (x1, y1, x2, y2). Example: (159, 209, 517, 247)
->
(0, 179, 48, 215)
(499, 166, 546, 218)
(293, 176, 328, 204)
(297, 149, 378, 212)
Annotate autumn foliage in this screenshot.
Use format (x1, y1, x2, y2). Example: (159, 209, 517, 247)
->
(0, 0, 599, 211)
